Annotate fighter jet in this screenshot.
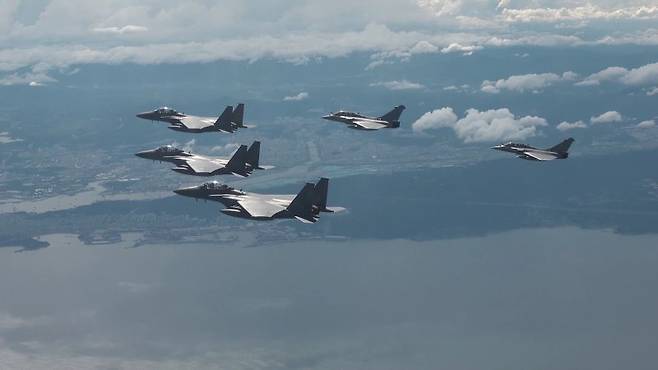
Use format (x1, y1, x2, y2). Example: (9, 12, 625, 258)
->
(491, 138, 575, 161)
(322, 105, 405, 130)
(174, 178, 344, 223)
(136, 103, 249, 133)
(134, 141, 270, 177)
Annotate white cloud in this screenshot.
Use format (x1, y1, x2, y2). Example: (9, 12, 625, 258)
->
(556, 120, 587, 131)
(283, 92, 309, 101)
(443, 84, 470, 92)
(576, 66, 630, 86)
(413, 106, 547, 142)
(501, 5, 658, 23)
(370, 80, 425, 90)
(417, 0, 466, 17)
(0, 70, 56, 86)
(481, 71, 577, 93)
(440, 43, 482, 55)
(646, 87, 658, 95)
(92, 25, 148, 35)
(412, 107, 458, 132)
(637, 120, 656, 128)
(578, 62, 658, 87)
(590, 111, 623, 124)
(0, 1, 656, 78)
(409, 40, 439, 54)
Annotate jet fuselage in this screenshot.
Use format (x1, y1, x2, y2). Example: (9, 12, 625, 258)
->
(491, 144, 568, 161)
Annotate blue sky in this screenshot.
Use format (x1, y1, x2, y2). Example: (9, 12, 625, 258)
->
(2, 1, 657, 143)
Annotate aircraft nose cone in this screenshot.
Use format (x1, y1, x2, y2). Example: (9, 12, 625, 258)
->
(134, 151, 149, 158)
(136, 112, 151, 119)
(173, 187, 195, 197)
(173, 188, 189, 196)
(322, 114, 332, 120)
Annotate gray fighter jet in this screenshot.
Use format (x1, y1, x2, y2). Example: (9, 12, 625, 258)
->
(322, 105, 405, 130)
(174, 178, 344, 223)
(135, 141, 270, 177)
(136, 103, 249, 133)
(492, 138, 575, 161)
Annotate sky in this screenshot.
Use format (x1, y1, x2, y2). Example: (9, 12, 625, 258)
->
(1, 0, 658, 83)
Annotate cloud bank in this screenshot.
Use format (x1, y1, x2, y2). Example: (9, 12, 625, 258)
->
(0, 1, 657, 84)
(413, 106, 548, 142)
(481, 71, 577, 93)
(578, 62, 658, 86)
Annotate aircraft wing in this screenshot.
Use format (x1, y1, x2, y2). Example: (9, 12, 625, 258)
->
(350, 120, 387, 130)
(178, 116, 214, 130)
(236, 198, 285, 218)
(522, 150, 559, 161)
(182, 157, 227, 174)
(250, 194, 295, 207)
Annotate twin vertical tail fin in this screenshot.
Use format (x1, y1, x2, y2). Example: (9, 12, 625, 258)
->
(246, 141, 260, 169)
(548, 138, 575, 154)
(287, 183, 317, 223)
(312, 178, 330, 213)
(232, 103, 246, 128)
(378, 105, 406, 123)
(214, 106, 235, 132)
(225, 145, 249, 176)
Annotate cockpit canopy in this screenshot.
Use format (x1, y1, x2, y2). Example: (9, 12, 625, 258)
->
(156, 107, 179, 116)
(201, 181, 231, 191)
(155, 145, 184, 154)
(335, 111, 360, 117)
(504, 142, 532, 148)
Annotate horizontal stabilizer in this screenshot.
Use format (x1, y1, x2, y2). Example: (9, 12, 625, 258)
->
(221, 208, 242, 215)
(294, 216, 316, 224)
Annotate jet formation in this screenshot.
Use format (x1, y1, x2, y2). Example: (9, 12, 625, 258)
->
(492, 138, 575, 161)
(136, 100, 575, 223)
(135, 102, 344, 223)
